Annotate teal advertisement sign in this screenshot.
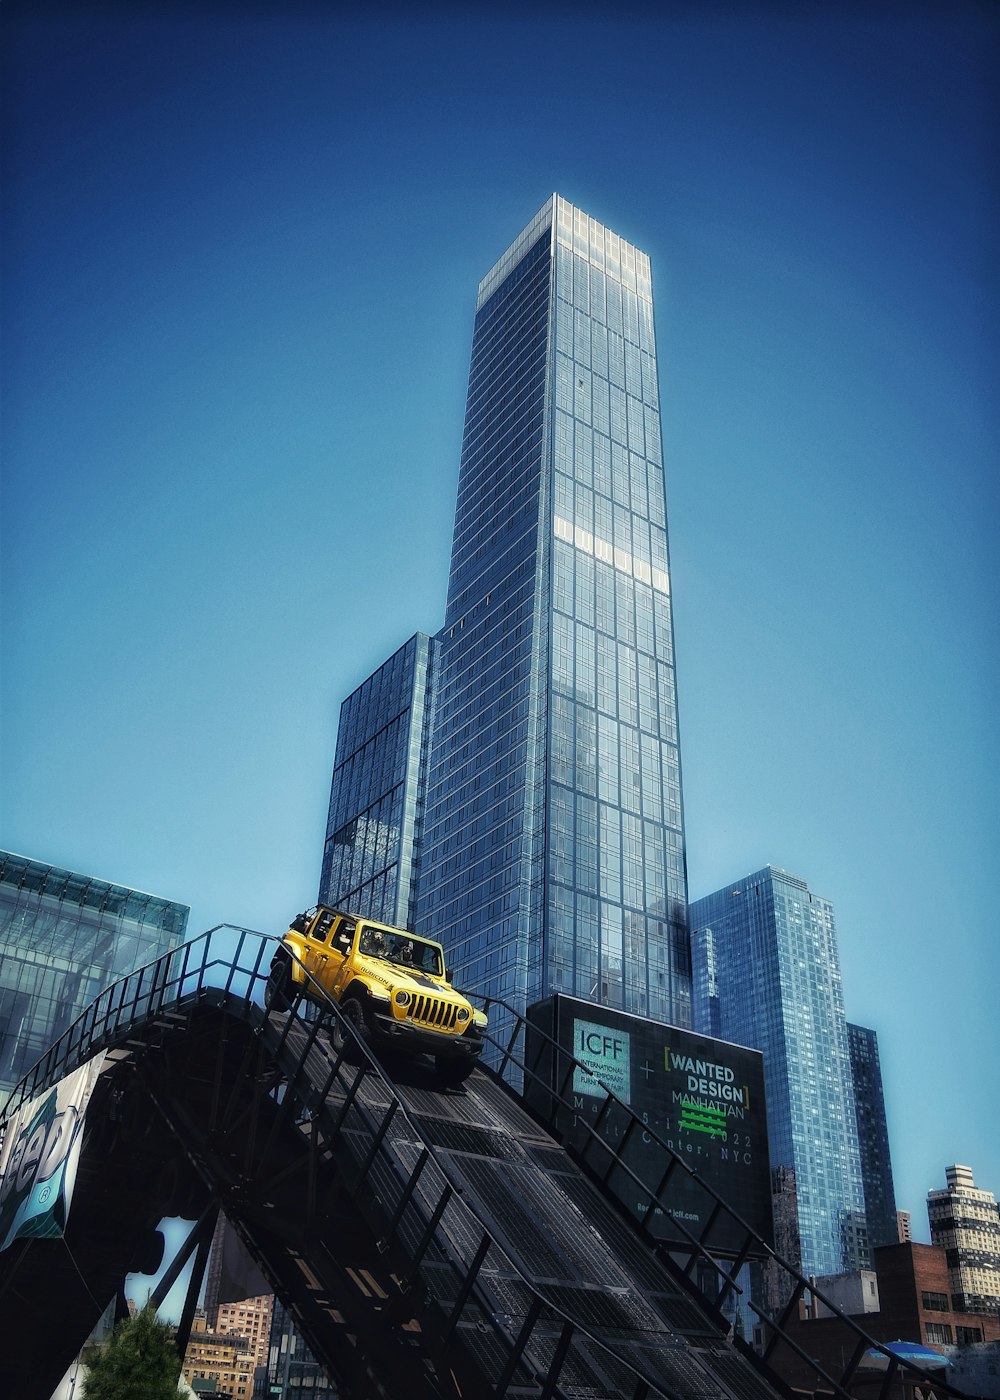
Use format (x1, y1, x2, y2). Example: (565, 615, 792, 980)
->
(572, 1019, 631, 1101)
(0, 1055, 105, 1253)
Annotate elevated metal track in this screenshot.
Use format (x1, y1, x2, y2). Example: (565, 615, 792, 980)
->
(0, 929, 970, 1400)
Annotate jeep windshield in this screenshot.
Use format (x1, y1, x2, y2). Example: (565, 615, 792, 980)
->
(358, 926, 443, 976)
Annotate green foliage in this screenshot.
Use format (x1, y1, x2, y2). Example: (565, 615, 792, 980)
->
(82, 1305, 181, 1400)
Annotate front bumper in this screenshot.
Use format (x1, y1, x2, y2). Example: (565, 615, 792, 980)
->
(370, 1010, 484, 1062)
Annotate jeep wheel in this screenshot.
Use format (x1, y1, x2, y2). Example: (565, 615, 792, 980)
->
(436, 1055, 474, 1088)
(333, 996, 369, 1062)
(264, 958, 293, 1013)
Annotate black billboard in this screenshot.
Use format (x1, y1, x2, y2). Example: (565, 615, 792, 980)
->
(525, 995, 773, 1257)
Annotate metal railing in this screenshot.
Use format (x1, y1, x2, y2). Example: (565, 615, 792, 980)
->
(0, 926, 274, 1125)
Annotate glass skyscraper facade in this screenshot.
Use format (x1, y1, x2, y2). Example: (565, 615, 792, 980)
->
(319, 634, 434, 928)
(412, 196, 691, 1025)
(847, 1022, 898, 1251)
(0, 850, 189, 1101)
(689, 866, 867, 1279)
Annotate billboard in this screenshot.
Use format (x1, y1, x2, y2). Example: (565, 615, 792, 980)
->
(0, 1054, 106, 1253)
(526, 996, 772, 1256)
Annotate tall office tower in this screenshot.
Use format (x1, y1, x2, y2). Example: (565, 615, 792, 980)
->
(0, 851, 188, 1101)
(759, 1166, 803, 1317)
(927, 1164, 1000, 1314)
(318, 634, 434, 927)
(847, 1022, 898, 1250)
(689, 867, 867, 1279)
(412, 196, 690, 1024)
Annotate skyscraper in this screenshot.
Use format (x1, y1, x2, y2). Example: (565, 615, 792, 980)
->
(689, 866, 867, 1280)
(0, 850, 189, 1101)
(321, 197, 690, 1025)
(927, 1164, 1000, 1315)
(848, 1022, 898, 1251)
(319, 634, 434, 928)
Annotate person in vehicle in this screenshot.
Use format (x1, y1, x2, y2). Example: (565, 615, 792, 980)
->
(360, 927, 387, 957)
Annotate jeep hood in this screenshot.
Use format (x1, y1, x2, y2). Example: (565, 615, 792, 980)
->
(360, 959, 462, 1000)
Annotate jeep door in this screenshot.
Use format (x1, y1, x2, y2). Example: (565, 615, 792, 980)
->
(315, 914, 354, 998)
(300, 909, 344, 988)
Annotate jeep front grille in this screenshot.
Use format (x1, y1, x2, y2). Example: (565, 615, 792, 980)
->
(407, 995, 459, 1031)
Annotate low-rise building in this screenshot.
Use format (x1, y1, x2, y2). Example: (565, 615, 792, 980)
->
(766, 1242, 1000, 1396)
(875, 1241, 998, 1347)
(811, 1270, 880, 1319)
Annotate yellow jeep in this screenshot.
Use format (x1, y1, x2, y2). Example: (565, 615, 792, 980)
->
(265, 906, 487, 1085)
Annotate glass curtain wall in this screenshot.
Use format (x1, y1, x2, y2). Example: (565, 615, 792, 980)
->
(690, 867, 867, 1278)
(547, 198, 689, 1023)
(416, 197, 691, 1027)
(848, 1022, 899, 1251)
(0, 851, 189, 1099)
(319, 634, 433, 929)
(415, 211, 553, 1013)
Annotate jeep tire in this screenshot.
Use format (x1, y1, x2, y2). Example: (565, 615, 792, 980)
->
(264, 957, 293, 1013)
(333, 995, 369, 1063)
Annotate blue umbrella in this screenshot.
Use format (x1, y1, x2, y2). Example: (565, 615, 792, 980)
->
(859, 1340, 952, 1372)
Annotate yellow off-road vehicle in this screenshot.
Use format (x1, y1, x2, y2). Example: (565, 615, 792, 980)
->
(265, 906, 487, 1085)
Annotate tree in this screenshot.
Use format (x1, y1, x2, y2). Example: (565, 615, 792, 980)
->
(82, 1305, 182, 1400)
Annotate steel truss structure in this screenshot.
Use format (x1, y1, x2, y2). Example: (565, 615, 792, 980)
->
(0, 929, 970, 1400)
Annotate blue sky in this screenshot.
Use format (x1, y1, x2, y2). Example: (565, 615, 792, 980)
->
(3, 3, 997, 1247)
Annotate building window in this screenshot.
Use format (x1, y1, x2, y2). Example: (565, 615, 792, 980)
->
(956, 1326, 983, 1344)
(924, 1322, 953, 1345)
(921, 1291, 950, 1312)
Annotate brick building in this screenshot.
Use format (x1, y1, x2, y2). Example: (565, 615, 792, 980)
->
(768, 1242, 1000, 1395)
(875, 1243, 1000, 1348)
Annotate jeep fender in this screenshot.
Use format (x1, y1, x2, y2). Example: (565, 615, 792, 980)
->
(339, 980, 369, 1016)
(273, 943, 304, 985)
(343, 980, 395, 1027)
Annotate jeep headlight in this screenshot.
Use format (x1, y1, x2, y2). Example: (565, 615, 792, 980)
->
(394, 990, 410, 1007)
(456, 1007, 470, 1022)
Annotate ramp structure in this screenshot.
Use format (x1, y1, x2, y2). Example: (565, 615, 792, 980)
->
(0, 929, 968, 1400)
